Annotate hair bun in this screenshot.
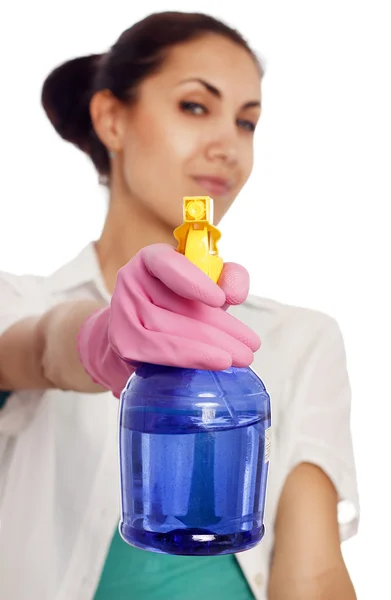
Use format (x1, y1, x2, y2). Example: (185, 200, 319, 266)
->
(41, 54, 103, 152)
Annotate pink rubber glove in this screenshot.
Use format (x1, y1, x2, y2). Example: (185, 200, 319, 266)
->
(77, 244, 261, 398)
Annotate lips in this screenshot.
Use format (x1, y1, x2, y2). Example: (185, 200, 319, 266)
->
(192, 176, 233, 197)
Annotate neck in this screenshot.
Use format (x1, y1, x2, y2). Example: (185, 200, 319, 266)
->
(95, 192, 175, 295)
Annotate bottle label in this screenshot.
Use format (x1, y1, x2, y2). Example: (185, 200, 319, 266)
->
(264, 427, 271, 463)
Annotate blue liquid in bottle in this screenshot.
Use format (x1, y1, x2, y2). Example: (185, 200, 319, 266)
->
(118, 364, 271, 556)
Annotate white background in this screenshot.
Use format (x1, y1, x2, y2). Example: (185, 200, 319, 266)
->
(0, 1, 389, 597)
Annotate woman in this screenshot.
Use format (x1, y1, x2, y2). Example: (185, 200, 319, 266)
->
(0, 11, 359, 600)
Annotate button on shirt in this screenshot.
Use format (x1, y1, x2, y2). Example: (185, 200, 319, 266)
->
(0, 244, 360, 600)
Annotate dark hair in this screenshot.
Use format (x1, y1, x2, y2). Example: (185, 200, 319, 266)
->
(41, 11, 265, 181)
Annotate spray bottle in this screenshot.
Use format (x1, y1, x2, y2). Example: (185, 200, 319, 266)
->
(118, 196, 271, 556)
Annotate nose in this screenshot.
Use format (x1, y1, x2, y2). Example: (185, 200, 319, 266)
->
(205, 125, 239, 167)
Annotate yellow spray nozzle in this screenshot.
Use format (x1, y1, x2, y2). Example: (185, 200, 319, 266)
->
(173, 196, 224, 283)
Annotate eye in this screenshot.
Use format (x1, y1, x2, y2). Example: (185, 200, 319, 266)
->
(180, 101, 208, 116)
(237, 119, 256, 133)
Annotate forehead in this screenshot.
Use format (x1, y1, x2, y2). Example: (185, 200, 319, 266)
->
(156, 34, 261, 98)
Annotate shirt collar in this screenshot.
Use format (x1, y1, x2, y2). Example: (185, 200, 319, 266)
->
(47, 242, 111, 303)
(46, 242, 264, 315)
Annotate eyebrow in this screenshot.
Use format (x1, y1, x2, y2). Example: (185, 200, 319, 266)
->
(179, 78, 261, 110)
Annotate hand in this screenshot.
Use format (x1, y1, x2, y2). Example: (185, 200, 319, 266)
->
(78, 244, 260, 397)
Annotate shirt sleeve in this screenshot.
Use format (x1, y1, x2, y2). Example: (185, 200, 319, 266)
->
(284, 316, 360, 542)
(0, 273, 44, 435)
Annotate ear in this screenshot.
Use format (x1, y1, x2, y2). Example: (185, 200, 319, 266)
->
(89, 90, 127, 153)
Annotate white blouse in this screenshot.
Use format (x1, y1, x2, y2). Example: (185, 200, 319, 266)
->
(0, 243, 359, 600)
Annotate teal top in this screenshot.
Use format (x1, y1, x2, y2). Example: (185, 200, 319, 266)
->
(0, 390, 10, 409)
(94, 527, 254, 599)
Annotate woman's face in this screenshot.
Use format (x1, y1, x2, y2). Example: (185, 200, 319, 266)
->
(118, 34, 262, 229)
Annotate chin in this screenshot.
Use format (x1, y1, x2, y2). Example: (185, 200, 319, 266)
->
(215, 196, 237, 222)
(162, 207, 184, 234)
